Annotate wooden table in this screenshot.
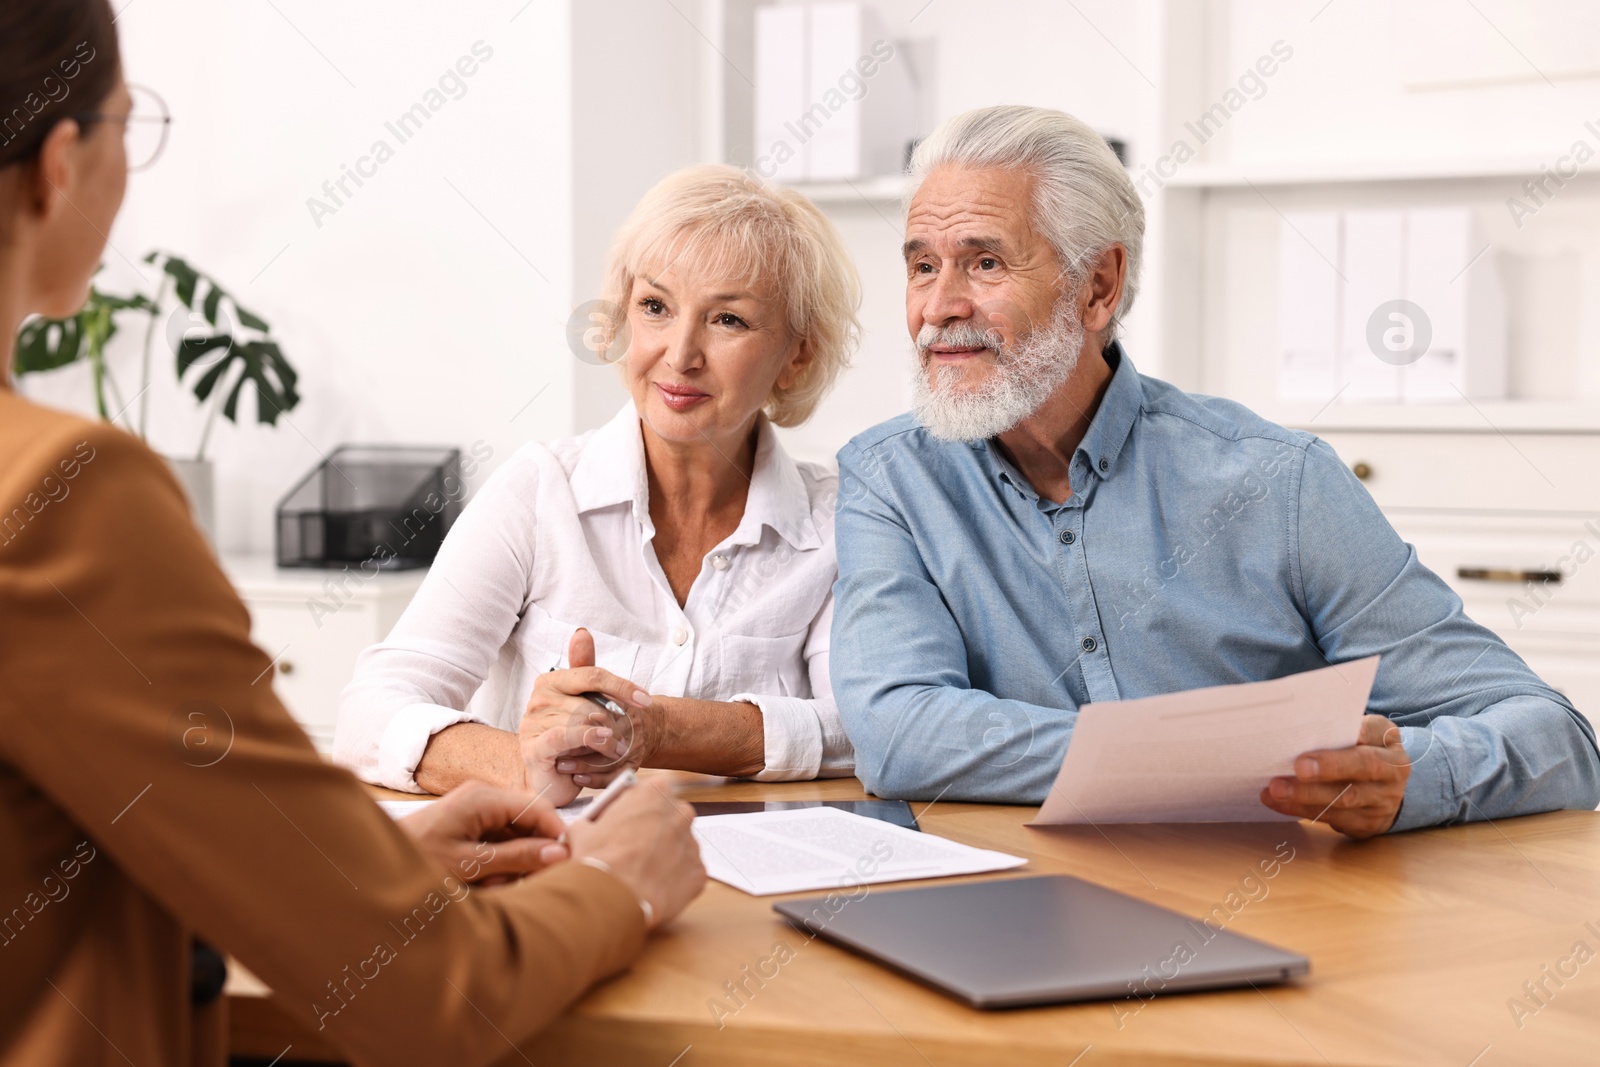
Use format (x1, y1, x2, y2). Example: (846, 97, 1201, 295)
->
(229, 774, 1600, 1066)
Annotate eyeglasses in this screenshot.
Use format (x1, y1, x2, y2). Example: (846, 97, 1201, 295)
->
(75, 84, 171, 172)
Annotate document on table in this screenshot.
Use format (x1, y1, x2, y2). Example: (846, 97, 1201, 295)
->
(1033, 655, 1380, 825)
(376, 797, 594, 822)
(377, 800, 434, 820)
(693, 806, 1026, 897)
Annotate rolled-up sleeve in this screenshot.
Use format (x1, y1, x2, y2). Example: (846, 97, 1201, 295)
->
(734, 595, 854, 780)
(1293, 438, 1600, 831)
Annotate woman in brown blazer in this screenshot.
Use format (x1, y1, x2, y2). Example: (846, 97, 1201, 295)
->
(0, 4, 705, 1065)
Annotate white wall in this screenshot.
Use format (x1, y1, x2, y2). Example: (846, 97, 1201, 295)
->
(1221, 0, 1600, 169)
(570, 3, 703, 432)
(21, 0, 577, 556)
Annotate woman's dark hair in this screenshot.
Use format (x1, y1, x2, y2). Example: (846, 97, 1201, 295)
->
(0, 0, 120, 170)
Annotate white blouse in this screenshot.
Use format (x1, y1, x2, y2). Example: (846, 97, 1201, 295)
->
(332, 403, 853, 792)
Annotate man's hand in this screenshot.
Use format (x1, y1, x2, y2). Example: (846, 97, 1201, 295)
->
(398, 781, 569, 884)
(1260, 714, 1411, 838)
(518, 628, 656, 806)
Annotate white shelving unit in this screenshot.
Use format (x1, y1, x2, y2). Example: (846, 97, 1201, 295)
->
(782, 175, 909, 204)
(1165, 157, 1600, 189)
(1262, 401, 1600, 434)
(1155, 160, 1600, 433)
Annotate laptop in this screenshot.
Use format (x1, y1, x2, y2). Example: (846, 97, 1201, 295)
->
(773, 874, 1307, 1009)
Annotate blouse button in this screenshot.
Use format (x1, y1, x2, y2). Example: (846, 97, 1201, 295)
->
(672, 626, 689, 646)
(711, 554, 730, 571)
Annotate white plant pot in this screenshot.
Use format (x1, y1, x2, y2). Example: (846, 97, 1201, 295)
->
(166, 456, 216, 546)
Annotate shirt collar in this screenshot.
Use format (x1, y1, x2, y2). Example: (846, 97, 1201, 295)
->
(570, 403, 820, 551)
(1071, 340, 1141, 483)
(976, 340, 1144, 500)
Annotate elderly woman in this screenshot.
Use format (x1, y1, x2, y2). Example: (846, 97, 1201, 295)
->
(334, 165, 860, 801)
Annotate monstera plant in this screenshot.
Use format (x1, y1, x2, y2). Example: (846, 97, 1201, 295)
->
(12, 251, 300, 460)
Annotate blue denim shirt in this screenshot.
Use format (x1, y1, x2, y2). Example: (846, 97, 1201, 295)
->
(832, 343, 1600, 831)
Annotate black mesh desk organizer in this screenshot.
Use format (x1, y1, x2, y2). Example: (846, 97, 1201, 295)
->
(276, 445, 462, 569)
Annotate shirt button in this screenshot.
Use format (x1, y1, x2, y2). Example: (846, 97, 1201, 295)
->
(672, 626, 689, 646)
(1081, 636, 1097, 653)
(711, 554, 729, 571)
(1098, 458, 1110, 472)
(1058, 529, 1076, 545)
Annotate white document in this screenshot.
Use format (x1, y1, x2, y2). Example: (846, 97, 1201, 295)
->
(1033, 656, 1379, 825)
(377, 799, 433, 820)
(693, 806, 1026, 897)
(376, 796, 594, 822)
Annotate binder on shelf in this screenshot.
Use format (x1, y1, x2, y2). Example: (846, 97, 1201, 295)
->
(753, 5, 808, 183)
(1275, 206, 1505, 405)
(1341, 210, 1405, 403)
(1403, 208, 1506, 402)
(1277, 211, 1341, 403)
(753, 2, 919, 184)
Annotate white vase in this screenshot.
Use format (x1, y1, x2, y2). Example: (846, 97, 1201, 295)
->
(166, 457, 216, 546)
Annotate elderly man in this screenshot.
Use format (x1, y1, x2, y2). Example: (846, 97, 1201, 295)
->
(831, 104, 1600, 837)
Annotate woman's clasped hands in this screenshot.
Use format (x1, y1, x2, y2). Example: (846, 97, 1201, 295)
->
(518, 627, 661, 807)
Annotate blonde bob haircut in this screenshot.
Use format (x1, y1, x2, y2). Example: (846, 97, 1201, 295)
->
(600, 164, 861, 427)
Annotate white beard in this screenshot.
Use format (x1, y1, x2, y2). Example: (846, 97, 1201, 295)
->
(910, 300, 1085, 443)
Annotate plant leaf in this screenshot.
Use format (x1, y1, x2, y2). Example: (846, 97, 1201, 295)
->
(163, 256, 200, 308)
(234, 306, 269, 331)
(176, 334, 235, 377)
(202, 285, 223, 326)
(190, 355, 234, 402)
(14, 316, 85, 373)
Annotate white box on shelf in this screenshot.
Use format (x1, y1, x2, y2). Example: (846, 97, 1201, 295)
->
(1401, 208, 1506, 402)
(754, 5, 809, 183)
(1340, 209, 1405, 404)
(753, 2, 918, 183)
(1277, 206, 1508, 408)
(1276, 211, 1342, 403)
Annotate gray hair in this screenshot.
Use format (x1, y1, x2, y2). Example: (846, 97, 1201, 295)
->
(907, 105, 1145, 334)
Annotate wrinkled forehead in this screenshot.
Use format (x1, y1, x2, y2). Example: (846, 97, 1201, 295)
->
(903, 165, 1042, 258)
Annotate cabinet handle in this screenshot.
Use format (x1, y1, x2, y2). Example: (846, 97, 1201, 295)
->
(1351, 462, 1372, 481)
(1457, 567, 1562, 585)
(278, 660, 295, 676)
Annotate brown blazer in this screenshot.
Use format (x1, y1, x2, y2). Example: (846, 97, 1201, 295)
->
(0, 390, 647, 1066)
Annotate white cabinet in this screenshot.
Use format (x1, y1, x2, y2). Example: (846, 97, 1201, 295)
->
(1316, 432, 1600, 717)
(221, 556, 427, 753)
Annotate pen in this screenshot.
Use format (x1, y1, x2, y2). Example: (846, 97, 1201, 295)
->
(556, 766, 638, 847)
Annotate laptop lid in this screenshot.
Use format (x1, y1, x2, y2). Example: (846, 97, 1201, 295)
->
(774, 874, 1308, 1009)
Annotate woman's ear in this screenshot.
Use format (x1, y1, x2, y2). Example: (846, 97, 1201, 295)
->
(776, 336, 814, 392)
(26, 119, 87, 222)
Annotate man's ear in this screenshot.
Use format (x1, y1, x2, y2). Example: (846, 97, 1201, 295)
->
(26, 119, 86, 222)
(1078, 243, 1127, 336)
